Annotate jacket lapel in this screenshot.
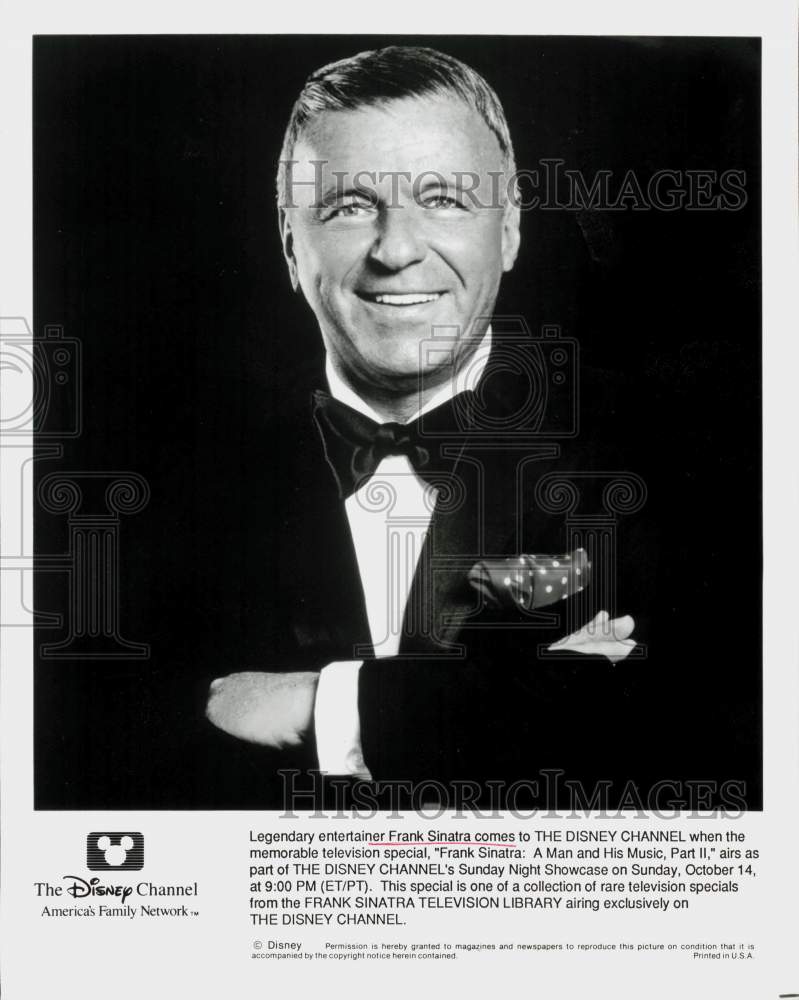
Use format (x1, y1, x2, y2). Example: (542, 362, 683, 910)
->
(397, 328, 580, 655)
(276, 391, 373, 663)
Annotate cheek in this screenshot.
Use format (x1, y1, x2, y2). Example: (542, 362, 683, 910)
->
(296, 230, 370, 298)
(470, 216, 506, 268)
(433, 218, 506, 286)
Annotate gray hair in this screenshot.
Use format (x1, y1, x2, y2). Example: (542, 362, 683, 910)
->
(276, 45, 516, 207)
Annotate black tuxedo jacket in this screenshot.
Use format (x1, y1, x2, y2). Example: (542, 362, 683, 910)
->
(42, 331, 758, 810)
(147, 334, 676, 809)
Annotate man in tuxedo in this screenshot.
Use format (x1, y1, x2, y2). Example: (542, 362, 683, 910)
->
(202, 46, 645, 809)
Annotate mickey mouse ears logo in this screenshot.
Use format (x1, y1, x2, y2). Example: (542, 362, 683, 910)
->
(86, 832, 144, 870)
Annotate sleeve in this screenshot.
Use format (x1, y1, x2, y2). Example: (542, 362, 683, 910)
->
(313, 660, 372, 779)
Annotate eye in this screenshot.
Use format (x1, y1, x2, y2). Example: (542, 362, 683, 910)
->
(325, 200, 376, 220)
(421, 194, 466, 211)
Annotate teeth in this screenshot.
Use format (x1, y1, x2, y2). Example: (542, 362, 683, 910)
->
(372, 293, 440, 305)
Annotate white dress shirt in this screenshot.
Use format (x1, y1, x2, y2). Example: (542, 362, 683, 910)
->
(313, 330, 492, 778)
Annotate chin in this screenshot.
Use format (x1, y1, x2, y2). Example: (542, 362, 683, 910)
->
(353, 338, 419, 375)
(369, 358, 425, 385)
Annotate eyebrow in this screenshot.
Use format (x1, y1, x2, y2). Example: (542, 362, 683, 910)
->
(315, 182, 378, 209)
(413, 175, 483, 202)
(414, 176, 452, 191)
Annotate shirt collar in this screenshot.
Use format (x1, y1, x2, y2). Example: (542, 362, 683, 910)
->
(325, 326, 493, 425)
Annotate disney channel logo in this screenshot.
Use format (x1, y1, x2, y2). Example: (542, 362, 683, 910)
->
(86, 832, 144, 871)
(61, 875, 136, 903)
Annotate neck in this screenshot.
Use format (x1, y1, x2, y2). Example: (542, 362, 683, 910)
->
(338, 374, 449, 423)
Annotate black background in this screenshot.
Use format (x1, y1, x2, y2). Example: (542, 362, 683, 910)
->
(34, 36, 761, 808)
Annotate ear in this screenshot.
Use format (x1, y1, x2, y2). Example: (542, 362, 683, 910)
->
(120, 836, 134, 850)
(501, 197, 521, 273)
(97, 836, 110, 850)
(278, 208, 299, 291)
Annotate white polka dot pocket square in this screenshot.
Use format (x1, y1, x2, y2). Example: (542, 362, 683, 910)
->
(467, 547, 591, 611)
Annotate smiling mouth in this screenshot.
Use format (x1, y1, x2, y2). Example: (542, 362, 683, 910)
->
(357, 291, 443, 306)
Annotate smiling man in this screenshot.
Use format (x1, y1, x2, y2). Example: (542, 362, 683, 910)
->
(278, 75, 520, 419)
(205, 46, 641, 805)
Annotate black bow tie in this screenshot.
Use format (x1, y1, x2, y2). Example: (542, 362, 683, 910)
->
(312, 391, 435, 499)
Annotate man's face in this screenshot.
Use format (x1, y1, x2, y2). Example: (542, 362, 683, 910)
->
(279, 94, 520, 394)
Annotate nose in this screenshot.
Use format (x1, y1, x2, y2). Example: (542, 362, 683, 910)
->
(368, 207, 426, 271)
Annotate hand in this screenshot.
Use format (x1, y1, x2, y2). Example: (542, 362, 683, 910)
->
(547, 610, 636, 664)
(205, 671, 319, 748)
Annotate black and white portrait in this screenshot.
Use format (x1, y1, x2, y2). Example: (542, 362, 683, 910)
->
(33, 36, 761, 811)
